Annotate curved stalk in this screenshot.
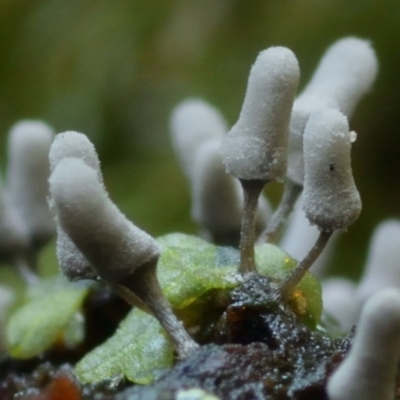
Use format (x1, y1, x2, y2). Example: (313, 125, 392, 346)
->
(279, 230, 332, 296)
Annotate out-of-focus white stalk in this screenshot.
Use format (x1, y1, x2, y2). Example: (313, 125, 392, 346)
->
(288, 37, 378, 185)
(7, 120, 55, 249)
(328, 289, 400, 400)
(191, 140, 271, 246)
(0, 285, 15, 358)
(279, 198, 339, 279)
(170, 99, 227, 180)
(357, 219, 400, 307)
(0, 179, 29, 262)
(321, 277, 357, 331)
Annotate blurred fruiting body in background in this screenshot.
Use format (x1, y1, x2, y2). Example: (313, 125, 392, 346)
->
(170, 99, 271, 246)
(0, 121, 55, 283)
(328, 289, 400, 400)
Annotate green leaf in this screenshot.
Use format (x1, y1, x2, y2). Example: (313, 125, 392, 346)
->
(76, 233, 322, 384)
(158, 234, 321, 326)
(75, 308, 173, 384)
(6, 277, 88, 359)
(157, 233, 242, 309)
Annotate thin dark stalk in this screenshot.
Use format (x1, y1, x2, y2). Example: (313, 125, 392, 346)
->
(123, 262, 199, 359)
(261, 178, 303, 244)
(238, 179, 267, 274)
(279, 230, 332, 296)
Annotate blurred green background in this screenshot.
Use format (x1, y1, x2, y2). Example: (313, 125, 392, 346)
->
(0, 0, 399, 280)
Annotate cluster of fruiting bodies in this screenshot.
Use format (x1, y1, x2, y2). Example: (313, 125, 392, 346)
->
(2, 36, 400, 400)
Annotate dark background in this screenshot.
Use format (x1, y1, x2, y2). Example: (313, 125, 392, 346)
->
(0, 0, 398, 280)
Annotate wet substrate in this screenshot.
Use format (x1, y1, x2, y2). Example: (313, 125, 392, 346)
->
(152, 275, 351, 400)
(1, 276, 353, 399)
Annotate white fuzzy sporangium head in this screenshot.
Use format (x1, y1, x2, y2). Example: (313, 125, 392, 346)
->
(221, 46, 300, 182)
(302, 108, 361, 231)
(49, 131, 102, 180)
(49, 157, 160, 284)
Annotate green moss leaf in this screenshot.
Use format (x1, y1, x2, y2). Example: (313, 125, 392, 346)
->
(6, 277, 88, 359)
(75, 308, 173, 384)
(157, 233, 242, 309)
(76, 233, 322, 384)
